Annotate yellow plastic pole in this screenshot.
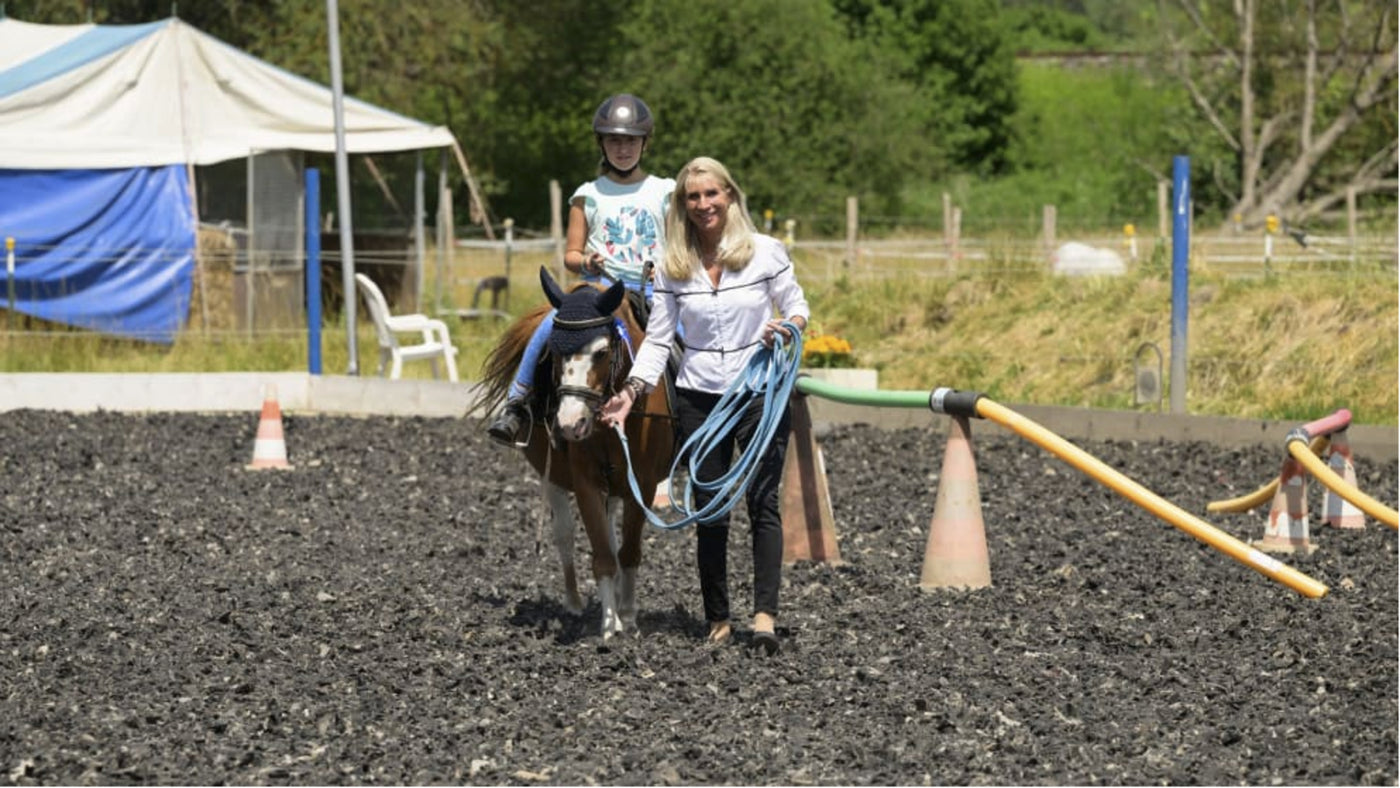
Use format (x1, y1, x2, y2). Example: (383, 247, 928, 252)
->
(975, 399, 1329, 599)
(1288, 439, 1399, 530)
(1206, 436, 1330, 513)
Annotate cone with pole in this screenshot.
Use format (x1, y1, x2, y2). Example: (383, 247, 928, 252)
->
(1323, 428, 1365, 529)
(780, 392, 842, 564)
(246, 384, 291, 470)
(920, 414, 991, 590)
(1253, 456, 1314, 553)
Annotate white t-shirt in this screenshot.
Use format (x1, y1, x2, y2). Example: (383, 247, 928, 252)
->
(571, 174, 676, 286)
(632, 234, 810, 395)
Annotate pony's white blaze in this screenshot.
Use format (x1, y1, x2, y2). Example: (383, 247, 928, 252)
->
(554, 334, 610, 441)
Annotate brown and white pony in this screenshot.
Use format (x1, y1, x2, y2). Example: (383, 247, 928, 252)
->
(476, 267, 673, 638)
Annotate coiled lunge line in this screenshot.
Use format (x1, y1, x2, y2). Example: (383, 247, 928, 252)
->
(613, 321, 804, 530)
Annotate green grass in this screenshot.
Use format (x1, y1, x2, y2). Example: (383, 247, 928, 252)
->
(3, 247, 1394, 426)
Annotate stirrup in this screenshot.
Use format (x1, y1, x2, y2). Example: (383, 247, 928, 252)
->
(488, 401, 532, 448)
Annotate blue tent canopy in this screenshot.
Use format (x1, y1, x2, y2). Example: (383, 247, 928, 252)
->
(0, 166, 194, 343)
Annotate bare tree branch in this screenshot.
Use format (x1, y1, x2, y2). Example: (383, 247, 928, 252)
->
(1301, 0, 1316, 152)
(1250, 111, 1294, 195)
(1210, 158, 1240, 205)
(1297, 178, 1399, 223)
(1317, 0, 1350, 86)
(1237, 0, 1258, 207)
(1174, 0, 1241, 69)
(1353, 138, 1400, 185)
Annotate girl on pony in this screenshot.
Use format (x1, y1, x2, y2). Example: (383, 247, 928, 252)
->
(488, 93, 675, 447)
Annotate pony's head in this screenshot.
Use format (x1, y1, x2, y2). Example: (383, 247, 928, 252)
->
(541, 266, 630, 442)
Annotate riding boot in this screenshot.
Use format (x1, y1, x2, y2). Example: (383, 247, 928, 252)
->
(488, 395, 531, 447)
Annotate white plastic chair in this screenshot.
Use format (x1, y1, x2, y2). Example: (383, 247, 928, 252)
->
(354, 273, 459, 382)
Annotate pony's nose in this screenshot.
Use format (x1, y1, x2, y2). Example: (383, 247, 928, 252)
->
(555, 399, 594, 441)
(556, 412, 593, 442)
(561, 417, 591, 441)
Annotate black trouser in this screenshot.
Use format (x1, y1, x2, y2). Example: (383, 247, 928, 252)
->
(675, 387, 791, 624)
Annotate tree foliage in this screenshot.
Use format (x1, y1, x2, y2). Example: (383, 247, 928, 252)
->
(835, 0, 1019, 175)
(615, 0, 933, 227)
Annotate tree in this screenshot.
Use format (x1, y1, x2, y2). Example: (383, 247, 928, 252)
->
(836, 0, 1019, 175)
(618, 0, 932, 226)
(1158, 0, 1397, 226)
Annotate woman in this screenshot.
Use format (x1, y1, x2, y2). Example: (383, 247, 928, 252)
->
(600, 156, 809, 654)
(488, 93, 675, 446)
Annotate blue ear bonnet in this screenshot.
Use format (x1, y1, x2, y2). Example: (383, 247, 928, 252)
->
(547, 288, 616, 356)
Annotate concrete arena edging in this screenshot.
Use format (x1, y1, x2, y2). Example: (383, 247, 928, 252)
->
(0, 372, 1393, 462)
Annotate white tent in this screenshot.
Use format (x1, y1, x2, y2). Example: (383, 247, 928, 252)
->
(0, 17, 456, 168)
(0, 17, 484, 340)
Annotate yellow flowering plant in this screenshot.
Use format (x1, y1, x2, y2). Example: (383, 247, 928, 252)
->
(801, 328, 856, 369)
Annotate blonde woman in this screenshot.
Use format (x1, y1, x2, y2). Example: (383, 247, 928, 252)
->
(601, 156, 809, 654)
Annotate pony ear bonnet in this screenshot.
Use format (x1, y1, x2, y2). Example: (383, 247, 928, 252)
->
(598, 279, 626, 316)
(541, 266, 566, 308)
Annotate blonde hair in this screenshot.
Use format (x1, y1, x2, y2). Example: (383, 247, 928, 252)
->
(661, 157, 756, 280)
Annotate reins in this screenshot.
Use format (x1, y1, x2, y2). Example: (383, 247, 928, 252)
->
(613, 321, 804, 531)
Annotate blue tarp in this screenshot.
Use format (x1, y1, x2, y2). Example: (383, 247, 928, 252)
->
(0, 165, 195, 343)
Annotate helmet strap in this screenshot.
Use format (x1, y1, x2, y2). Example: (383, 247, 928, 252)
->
(598, 137, 647, 178)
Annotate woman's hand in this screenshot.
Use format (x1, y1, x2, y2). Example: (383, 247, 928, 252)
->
(761, 318, 804, 348)
(581, 252, 605, 276)
(600, 380, 642, 428)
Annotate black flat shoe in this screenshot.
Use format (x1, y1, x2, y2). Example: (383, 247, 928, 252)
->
(750, 629, 779, 656)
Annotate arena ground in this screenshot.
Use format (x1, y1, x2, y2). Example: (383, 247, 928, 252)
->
(0, 409, 1394, 785)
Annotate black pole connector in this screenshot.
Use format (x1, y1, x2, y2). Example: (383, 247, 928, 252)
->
(928, 387, 984, 419)
(1285, 426, 1311, 446)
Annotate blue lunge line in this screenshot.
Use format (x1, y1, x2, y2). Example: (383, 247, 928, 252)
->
(613, 321, 804, 530)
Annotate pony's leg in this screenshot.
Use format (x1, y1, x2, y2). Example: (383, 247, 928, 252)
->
(617, 513, 644, 636)
(576, 484, 622, 639)
(545, 482, 584, 615)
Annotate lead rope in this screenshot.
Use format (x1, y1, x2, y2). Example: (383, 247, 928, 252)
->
(613, 321, 803, 530)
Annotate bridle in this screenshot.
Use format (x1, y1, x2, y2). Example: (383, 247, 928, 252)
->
(550, 313, 626, 414)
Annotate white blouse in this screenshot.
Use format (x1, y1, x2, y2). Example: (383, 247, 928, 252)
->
(631, 234, 809, 395)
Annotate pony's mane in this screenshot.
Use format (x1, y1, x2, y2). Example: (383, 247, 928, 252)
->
(472, 282, 642, 418)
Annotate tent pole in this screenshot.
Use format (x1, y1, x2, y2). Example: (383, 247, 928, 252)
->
(437, 150, 448, 314)
(186, 162, 208, 335)
(449, 140, 495, 241)
(327, 0, 358, 375)
(245, 153, 255, 338)
(414, 151, 425, 314)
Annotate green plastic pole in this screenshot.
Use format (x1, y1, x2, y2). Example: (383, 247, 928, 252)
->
(794, 375, 930, 408)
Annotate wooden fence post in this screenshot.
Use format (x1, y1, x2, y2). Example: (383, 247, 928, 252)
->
(1157, 181, 1169, 239)
(1346, 185, 1357, 264)
(1042, 204, 1056, 268)
(950, 206, 962, 273)
(943, 191, 952, 250)
(845, 196, 858, 269)
(549, 179, 564, 279)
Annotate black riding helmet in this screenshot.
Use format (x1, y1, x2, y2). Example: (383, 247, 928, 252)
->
(593, 94, 654, 175)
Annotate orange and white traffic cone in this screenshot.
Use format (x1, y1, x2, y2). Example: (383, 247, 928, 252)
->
(920, 414, 991, 590)
(653, 478, 673, 508)
(1324, 428, 1365, 529)
(1254, 456, 1313, 553)
(246, 384, 291, 470)
(780, 393, 843, 565)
